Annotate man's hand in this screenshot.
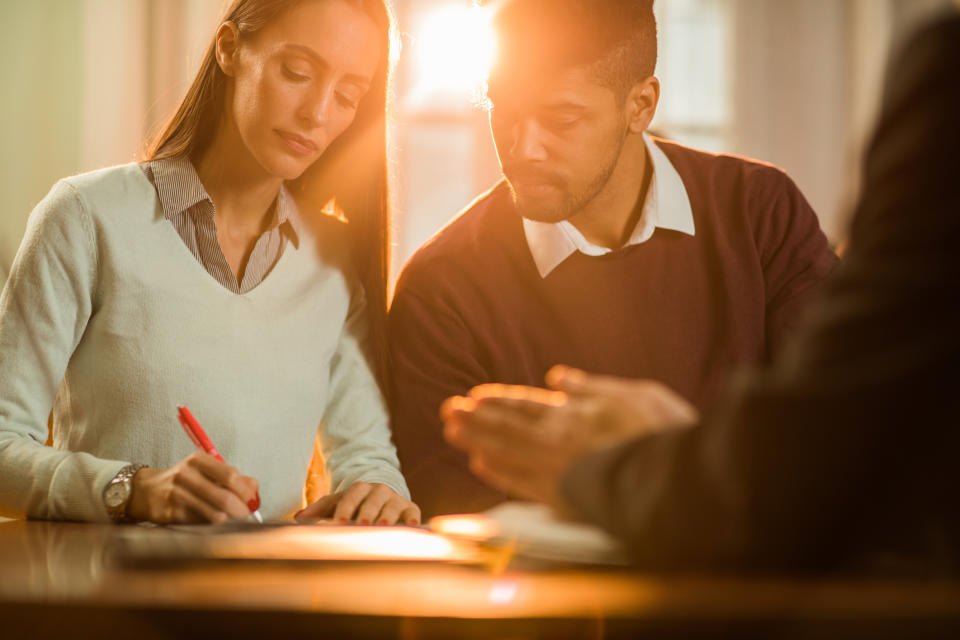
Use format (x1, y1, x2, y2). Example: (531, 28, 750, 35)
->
(294, 482, 421, 526)
(441, 366, 698, 507)
(545, 365, 699, 441)
(127, 452, 260, 524)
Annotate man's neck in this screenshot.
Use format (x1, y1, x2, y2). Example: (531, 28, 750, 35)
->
(567, 134, 651, 250)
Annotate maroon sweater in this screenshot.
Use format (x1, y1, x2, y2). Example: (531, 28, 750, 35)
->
(389, 139, 837, 517)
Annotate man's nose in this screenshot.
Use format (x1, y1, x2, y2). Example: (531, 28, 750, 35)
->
(509, 119, 548, 162)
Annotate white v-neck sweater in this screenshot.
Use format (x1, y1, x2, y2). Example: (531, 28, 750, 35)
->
(0, 164, 407, 522)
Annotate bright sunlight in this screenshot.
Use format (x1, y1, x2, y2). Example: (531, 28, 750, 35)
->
(406, 3, 497, 108)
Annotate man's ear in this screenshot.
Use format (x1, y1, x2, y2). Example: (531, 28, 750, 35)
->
(214, 21, 241, 77)
(625, 76, 660, 134)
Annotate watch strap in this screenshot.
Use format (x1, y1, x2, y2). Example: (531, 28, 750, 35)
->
(104, 463, 147, 523)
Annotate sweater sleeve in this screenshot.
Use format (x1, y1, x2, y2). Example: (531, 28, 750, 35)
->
(319, 275, 409, 500)
(750, 168, 837, 357)
(0, 181, 129, 521)
(388, 270, 505, 518)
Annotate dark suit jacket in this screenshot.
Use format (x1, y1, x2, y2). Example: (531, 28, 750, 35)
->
(563, 14, 960, 574)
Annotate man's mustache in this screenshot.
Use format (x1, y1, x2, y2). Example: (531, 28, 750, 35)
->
(503, 166, 563, 186)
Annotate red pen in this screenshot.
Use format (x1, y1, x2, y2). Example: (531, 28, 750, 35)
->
(177, 405, 264, 523)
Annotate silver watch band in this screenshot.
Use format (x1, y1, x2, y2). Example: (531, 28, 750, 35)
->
(104, 463, 147, 523)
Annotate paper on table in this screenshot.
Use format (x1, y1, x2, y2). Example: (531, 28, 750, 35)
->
(431, 501, 629, 566)
(110, 522, 487, 565)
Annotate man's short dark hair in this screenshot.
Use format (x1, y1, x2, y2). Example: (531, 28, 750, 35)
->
(486, 0, 658, 99)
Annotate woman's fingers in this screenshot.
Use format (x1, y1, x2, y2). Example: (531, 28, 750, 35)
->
(374, 496, 423, 526)
(354, 484, 394, 525)
(331, 482, 372, 523)
(295, 492, 341, 521)
(170, 483, 231, 524)
(175, 460, 251, 520)
(189, 452, 260, 511)
(298, 484, 421, 526)
(127, 453, 261, 525)
(401, 504, 422, 527)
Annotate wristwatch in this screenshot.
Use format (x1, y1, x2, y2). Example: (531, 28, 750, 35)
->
(103, 464, 147, 523)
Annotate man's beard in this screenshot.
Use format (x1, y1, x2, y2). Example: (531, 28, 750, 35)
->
(506, 128, 628, 223)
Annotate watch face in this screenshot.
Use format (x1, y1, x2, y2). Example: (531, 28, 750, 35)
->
(104, 482, 129, 509)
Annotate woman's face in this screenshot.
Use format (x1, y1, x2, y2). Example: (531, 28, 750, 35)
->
(222, 0, 381, 180)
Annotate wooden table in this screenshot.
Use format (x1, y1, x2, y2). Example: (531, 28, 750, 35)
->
(2, 520, 960, 639)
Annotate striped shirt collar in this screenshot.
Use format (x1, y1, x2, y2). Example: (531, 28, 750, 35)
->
(522, 134, 696, 278)
(147, 155, 302, 242)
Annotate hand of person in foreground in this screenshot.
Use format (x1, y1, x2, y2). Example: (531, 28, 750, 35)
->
(294, 482, 421, 526)
(441, 366, 699, 507)
(128, 452, 260, 524)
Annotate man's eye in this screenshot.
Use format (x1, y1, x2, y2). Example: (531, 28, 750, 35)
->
(546, 117, 579, 130)
(282, 65, 311, 82)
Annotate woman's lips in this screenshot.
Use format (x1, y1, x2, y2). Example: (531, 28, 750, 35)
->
(276, 130, 318, 155)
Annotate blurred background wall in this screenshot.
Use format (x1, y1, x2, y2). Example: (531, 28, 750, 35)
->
(1, 0, 957, 291)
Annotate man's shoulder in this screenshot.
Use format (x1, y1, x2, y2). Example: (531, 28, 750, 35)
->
(651, 137, 810, 229)
(396, 180, 519, 289)
(652, 136, 795, 189)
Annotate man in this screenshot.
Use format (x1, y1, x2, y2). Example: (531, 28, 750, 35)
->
(390, 0, 836, 517)
(443, 13, 960, 572)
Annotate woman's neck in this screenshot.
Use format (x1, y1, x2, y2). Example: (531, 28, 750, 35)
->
(193, 121, 283, 237)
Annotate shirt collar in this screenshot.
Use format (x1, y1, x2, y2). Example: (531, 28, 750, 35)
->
(522, 134, 695, 278)
(146, 155, 300, 244)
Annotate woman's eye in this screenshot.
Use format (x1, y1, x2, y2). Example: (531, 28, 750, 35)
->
(282, 65, 311, 82)
(336, 92, 360, 109)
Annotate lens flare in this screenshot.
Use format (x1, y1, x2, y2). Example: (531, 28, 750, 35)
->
(407, 4, 496, 108)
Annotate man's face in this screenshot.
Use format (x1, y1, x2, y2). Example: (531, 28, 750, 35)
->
(487, 66, 629, 222)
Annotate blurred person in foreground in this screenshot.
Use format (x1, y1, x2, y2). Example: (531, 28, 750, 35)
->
(390, 0, 836, 518)
(443, 13, 960, 572)
(0, 0, 418, 526)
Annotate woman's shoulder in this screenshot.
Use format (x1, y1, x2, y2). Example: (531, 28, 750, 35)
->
(59, 162, 150, 198)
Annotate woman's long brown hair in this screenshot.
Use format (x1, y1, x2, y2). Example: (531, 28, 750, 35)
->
(145, 0, 395, 386)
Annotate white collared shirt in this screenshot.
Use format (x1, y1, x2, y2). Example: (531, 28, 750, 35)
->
(522, 134, 696, 278)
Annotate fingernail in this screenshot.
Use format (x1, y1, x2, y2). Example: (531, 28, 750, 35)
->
(248, 498, 259, 512)
(294, 508, 306, 520)
(359, 518, 370, 525)
(338, 517, 348, 524)
(378, 519, 388, 526)
(410, 519, 420, 526)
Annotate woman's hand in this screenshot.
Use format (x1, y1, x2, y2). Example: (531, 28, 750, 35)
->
(294, 482, 421, 526)
(126, 451, 260, 524)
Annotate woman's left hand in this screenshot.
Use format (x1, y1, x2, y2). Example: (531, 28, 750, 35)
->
(294, 482, 421, 526)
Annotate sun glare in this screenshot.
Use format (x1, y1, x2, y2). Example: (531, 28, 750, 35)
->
(407, 4, 496, 108)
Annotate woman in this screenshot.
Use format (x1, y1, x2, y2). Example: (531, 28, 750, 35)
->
(0, 0, 419, 526)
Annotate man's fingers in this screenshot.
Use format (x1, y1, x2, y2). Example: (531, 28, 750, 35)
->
(463, 399, 562, 446)
(547, 365, 635, 397)
(469, 383, 566, 408)
(467, 453, 538, 500)
(444, 418, 549, 475)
